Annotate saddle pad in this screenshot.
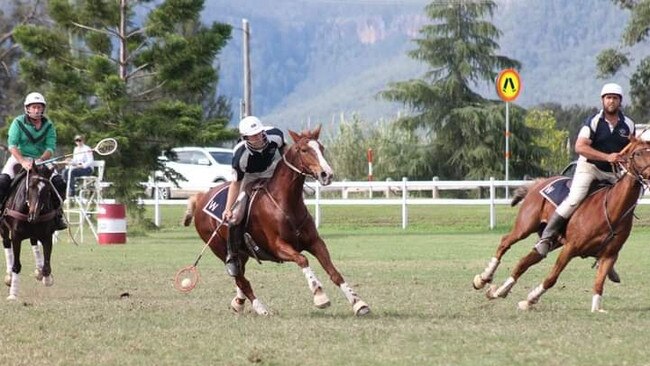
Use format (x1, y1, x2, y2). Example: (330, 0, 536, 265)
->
(539, 177, 571, 208)
(202, 185, 229, 222)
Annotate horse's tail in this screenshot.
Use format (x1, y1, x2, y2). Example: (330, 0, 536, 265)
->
(182, 193, 203, 226)
(511, 185, 530, 207)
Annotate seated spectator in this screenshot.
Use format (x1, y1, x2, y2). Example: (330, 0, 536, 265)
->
(61, 135, 94, 196)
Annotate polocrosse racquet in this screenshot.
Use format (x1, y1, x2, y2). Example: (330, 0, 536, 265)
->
(38, 138, 118, 166)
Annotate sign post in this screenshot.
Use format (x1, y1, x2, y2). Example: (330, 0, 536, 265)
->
(495, 68, 521, 198)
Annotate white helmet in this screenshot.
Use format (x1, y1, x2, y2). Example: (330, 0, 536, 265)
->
(239, 116, 265, 136)
(24, 92, 47, 107)
(600, 83, 623, 99)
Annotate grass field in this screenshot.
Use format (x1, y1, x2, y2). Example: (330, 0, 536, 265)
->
(3, 204, 650, 365)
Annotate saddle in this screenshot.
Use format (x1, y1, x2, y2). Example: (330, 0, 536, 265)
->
(539, 177, 610, 208)
(202, 181, 281, 263)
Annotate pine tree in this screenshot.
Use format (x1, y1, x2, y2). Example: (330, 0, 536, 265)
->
(380, 0, 545, 180)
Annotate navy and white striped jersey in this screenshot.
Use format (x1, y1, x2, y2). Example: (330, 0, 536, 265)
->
(577, 110, 635, 172)
(231, 127, 286, 182)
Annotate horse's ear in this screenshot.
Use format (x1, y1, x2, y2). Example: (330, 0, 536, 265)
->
(312, 124, 322, 139)
(288, 129, 301, 143)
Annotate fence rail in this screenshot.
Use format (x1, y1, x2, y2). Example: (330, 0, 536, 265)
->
(139, 177, 650, 229)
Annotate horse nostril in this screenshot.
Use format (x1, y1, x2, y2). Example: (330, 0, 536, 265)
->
(320, 171, 329, 180)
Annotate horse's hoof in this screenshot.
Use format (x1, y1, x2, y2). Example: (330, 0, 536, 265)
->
(485, 285, 498, 300)
(34, 268, 43, 281)
(353, 300, 370, 316)
(230, 297, 245, 313)
(517, 300, 532, 310)
(6, 294, 16, 301)
(473, 274, 487, 290)
(4, 273, 10, 287)
(42, 275, 53, 287)
(314, 291, 331, 309)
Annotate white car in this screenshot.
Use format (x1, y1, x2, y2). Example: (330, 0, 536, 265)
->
(149, 146, 233, 199)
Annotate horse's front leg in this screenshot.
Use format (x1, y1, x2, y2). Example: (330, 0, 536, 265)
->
(591, 254, 617, 313)
(40, 237, 53, 287)
(31, 239, 44, 281)
(306, 238, 370, 316)
(8, 239, 22, 300)
(518, 247, 575, 311)
(473, 230, 530, 290)
(486, 247, 545, 300)
(3, 236, 12, 287)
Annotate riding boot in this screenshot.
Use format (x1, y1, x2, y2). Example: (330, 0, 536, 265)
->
(0, 173, 11, 207)
(51, 175, 67, 231)
(225, 223, 244, 277)
(534, 212, 568, 256)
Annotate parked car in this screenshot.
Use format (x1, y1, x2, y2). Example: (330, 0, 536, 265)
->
(148, 147, 233, 199)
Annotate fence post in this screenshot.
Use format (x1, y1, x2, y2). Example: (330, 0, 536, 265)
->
(402, 177, 408, 229)
(489, 177, 495, 229)
(154, 181, 160, 227)
(315, 184, 321, 228)
(385, 177, 392, 198)
(432, 176, 439, 198)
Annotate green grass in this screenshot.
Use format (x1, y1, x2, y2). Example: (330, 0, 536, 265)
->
(3, 204, 650, 365)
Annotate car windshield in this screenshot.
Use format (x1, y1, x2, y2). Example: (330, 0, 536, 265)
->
(210, 151, 233, 165)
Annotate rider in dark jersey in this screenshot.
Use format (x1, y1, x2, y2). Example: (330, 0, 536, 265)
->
(222, 116, 286, 277)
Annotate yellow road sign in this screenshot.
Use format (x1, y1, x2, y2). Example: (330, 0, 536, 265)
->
(496, 69, 521, 102)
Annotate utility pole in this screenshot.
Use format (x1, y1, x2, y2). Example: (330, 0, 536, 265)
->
(242, 18, 252, 117)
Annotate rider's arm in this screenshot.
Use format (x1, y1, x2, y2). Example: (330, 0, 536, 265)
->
(223, 179, 242, 221)
(575, 127, 623, 164)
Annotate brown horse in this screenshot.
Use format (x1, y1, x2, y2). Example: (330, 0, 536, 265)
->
(183, 126, 370, 316)
(2, 165, 58, 300)
(472, 136, 650, 312)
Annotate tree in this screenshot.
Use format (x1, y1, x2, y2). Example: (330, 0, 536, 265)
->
(597, 0, 650, 122)
(12, 0, 237, 207)
(524, 109, 570, 175)
(379, 0, 539, 180)
(0, 0, 48, 125)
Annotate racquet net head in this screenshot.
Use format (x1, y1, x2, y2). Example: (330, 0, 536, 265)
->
(95, 138, 118, 155)
(174, 265, 200, 293)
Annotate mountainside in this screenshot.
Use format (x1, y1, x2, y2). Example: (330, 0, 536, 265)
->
(205, 0, 636, 131)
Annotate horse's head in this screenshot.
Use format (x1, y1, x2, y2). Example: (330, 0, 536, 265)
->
(622, 135, 650, 182)
(286, 125, 333, 186)
(25, 166, 55, 222)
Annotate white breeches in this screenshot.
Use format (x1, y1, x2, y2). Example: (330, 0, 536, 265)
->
(556, 161, 618, 218)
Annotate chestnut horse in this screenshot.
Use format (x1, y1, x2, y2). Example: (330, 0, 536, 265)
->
(472, 136, 650, 312)
(2, 165, 58, 300)
(183, 126, 370, 316)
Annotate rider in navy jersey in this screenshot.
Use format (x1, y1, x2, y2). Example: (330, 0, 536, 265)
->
(531, 82, 634, 282)
(222, 116, 287, 276)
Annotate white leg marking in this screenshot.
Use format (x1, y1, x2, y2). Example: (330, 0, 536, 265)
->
(591, 294, 606, 313)
(251, 299, 270, 316)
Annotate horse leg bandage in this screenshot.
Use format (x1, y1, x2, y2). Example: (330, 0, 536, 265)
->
(4, 248, 13, 274)
(534, 240, 550, 257)
(32, 244, 44, 269)
(340, 282, 360, 304)
(302, 267, 323, 294)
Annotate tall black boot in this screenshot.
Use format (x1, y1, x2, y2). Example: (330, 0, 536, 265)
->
(0, 173, 11, 206)
(534, 212, 568, 256)
(51, 175, 67, 231)
(541, 212, 568, 242)
(225, 223, 244, 277)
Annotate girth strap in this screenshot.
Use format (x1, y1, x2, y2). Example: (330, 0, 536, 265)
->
(3, 208, 56, 223)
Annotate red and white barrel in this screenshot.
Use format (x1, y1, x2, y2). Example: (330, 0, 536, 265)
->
(97, 204, 127, 245)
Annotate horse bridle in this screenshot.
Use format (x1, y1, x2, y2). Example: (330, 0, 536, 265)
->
(281, 140, 320, 179)
(624, 147, 650, 188)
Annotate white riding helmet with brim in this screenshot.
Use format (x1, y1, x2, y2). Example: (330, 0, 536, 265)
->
(239, 116, 268, 151)
(24, 92, 47, 119)
(24, 92, 47, 107)
(600, 83, 623, 99)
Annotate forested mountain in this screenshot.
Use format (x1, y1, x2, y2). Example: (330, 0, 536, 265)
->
(205, 0, 639, 131)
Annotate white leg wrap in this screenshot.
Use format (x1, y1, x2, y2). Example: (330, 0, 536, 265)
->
(251, 299, 270, 316)
(591, 294, 603, 313)
(302, 267, 323, 294)
(527, 284, 546, 304)
(340, 282, 359, 304)
(481, 257, 499, 280)
(494, 276, 516, 297)
(32, 244, 44, 269)
(8, 271, 19, 300)
(236, 286, 246, 300)
(4, 248, 13, 274)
